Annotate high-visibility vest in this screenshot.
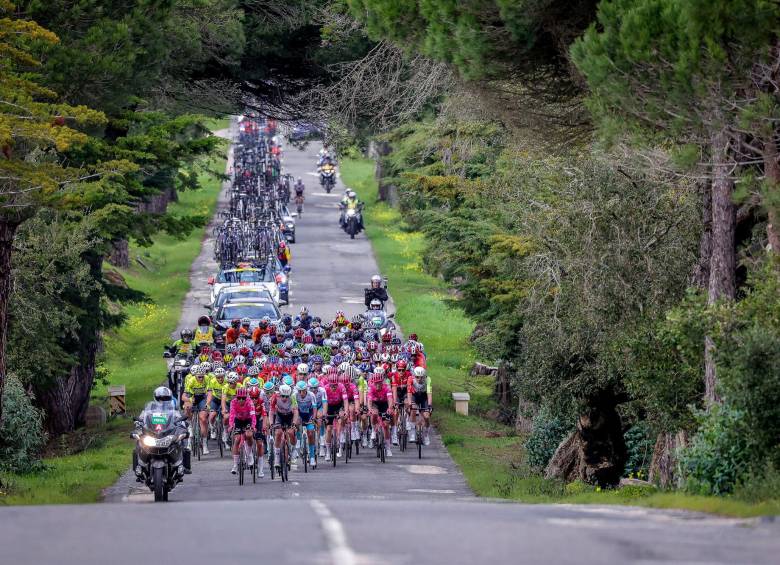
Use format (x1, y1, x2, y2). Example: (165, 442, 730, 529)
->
(194, 326, 214, 344)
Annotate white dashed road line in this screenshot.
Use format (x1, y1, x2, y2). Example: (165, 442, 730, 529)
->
(311, 499, 357, 565)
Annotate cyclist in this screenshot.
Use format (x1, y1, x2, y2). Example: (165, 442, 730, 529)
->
(207, 367, 226, 442)
(270, 384, 299, 473)
(408, 366, 432, 445)
(183, 364, 210, 455)
(308, 377, 327, 458)
(323, 377, 348, 461)
(296, 362, 309, 383)
(367, 373, 394, 457)
(294, 381, 318, 467)
(248, 386, 268, 477)
(391, 359, 412, 445)
(194, 315, 215, 345)
(229, 388, 257, 475)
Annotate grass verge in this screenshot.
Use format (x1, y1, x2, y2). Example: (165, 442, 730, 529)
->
(341, 156, 780, 518)
(0, 121, 228, 505)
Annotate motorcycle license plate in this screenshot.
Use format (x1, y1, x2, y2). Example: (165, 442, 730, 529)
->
(150, 413, 168, 425)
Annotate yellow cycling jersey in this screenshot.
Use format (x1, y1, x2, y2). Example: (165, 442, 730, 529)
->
(184, 374, 209, 396)
(194, 326, 214, 344)
(222, 383, 243, 401)
(208, 376, 225, 399)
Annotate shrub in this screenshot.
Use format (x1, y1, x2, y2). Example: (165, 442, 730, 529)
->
(623, 422, 654, 479)
(733, 463, 780, 503)
(525, 405, 572, 471)
(0, 375, 47, 473)
(681, 404, 752, 495)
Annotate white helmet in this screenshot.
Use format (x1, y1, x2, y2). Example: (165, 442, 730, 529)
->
(213, 367, 226, 378)
(413, 366, 427, 378)
(297, 363, 309, 374)
(338, 362, 351, 373)
(200, 362, 212, 373)
(226, 371, 239, 384)
(279, 384, 292, 397)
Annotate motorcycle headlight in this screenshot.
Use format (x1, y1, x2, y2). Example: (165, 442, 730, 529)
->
(175, 359, 187, 366)
(142, 435, 157, 447)
(347, 209, 356, 217)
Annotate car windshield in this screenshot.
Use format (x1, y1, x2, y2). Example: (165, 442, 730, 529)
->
(217, 268, 273, 283)
(220, 303, 279, 321)
(216, 289, 271, 307)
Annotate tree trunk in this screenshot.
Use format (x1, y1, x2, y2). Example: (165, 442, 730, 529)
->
(648, 430, 689, 489)
(544, 389, 627, 487)
(0, 220, 21, 428)
(762, 136, 780, 252)
(108, 239, 130, 268)
(36, 339, 99, 434)
(705, 129, 737, 404)
(691, 180, 712, 288)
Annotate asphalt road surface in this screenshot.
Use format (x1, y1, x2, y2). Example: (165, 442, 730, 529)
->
(3, 122, 778, 565)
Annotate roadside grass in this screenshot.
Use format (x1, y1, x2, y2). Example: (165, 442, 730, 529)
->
(0, 122, 228, 505)
(341, 156, 780, 518)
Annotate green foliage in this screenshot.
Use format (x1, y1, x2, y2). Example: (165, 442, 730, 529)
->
(525, 405, 572, 470)
(623, 422, 654, 478)
(0, 375, 47, 473)
(682, 404, 752, 495)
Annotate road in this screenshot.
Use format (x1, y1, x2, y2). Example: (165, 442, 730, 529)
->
(4, 122, 778, 565)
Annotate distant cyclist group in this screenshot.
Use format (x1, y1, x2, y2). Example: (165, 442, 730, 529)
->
(131, 116, 433, 498)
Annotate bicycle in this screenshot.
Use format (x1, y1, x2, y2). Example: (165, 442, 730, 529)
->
(191, 404, 202, 461)
(215, 415, 225, 458)
(396, 402, 408, 452)
(273, 423, 292, 482)
(374, 412, 392, 463)
(298, 423, 309, 474)
(412, 405, 432, 459)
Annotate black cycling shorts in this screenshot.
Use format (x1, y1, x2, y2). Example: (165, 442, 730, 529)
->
(412, 392, 429, 410)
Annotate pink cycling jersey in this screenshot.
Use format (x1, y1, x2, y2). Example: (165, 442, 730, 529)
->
(324, 383, 348, 405)
(367, 383, 393, 403)
(229, 398, 256, 429)
(344, 382, 359, 401)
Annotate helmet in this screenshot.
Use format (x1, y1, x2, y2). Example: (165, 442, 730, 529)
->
(294, 328, 304, 339)
(297, 363, 309, 375)
(154, 386, 172, 402)
(214, 367, 226, 378)
(235, 387, 248, 399)
(234, 355, 246, 365)
(308, 377, 320, 388)
(374, 366, 386, 377)
(181, 329, 193, 342)
(235, 365, 247, 376)
(381, 332, 392, 343)
(259, 317, 269, 328)
(370, 274, 382, 287)
(413, 366, 427, 378)
(338, 362, 351, 373)
(200, 362, 212, 373)
(248, 386, 261, 399)
(239, 346, 250, 356)
(240, 317, 251, 326)
(226, 372, 239, 384)
(263, 381, 274, 392)
(282, 375, 294, 387)
(279, 384, 292, 397)
(252, 356, 264, 366)
(295, 381, 307, 392)
(302, 334, 313, 344)
(247, 365, 260, 376)
(347, 190, 356, 199)
(369, 375, 383, 385)
(197, 315, 210, 326)
(396, 359, 408, 370)
(226, 344, 238, 354)
(300, 306, 309, 316)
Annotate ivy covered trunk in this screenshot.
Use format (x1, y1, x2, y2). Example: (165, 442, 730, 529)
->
(0, 220, 20, 427)
(704, 129, 736, 404)
(32, 253, 104, 434)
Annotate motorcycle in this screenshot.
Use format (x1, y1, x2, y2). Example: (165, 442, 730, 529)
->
(365, 310, 396, 337)
(320, 163, 336, 193)
(132, 402, 189, 502)
(344, 204, 364, 239)
(163, 349, 192, 404)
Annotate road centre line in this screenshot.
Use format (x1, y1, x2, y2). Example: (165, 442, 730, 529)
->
(310, 499, 357, 565)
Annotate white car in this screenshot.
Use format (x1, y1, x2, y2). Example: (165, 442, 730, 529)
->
(208, 266, 280, 305)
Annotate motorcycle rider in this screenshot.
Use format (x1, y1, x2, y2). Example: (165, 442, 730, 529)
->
(194, 315, 214, 345)
(339, 190, 362, 228)
(364, 275, 389, 309)
(134, 387, 191, 475)
(169, 329, 194, 356)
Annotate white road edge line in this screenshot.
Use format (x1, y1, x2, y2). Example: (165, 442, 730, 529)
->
(310, 499, 357, 565)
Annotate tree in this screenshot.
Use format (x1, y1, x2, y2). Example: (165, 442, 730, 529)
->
(571, 0, 780, 401)
(0, 3, 132, 426)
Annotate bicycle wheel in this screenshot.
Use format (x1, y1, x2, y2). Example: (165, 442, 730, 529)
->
(377, 426, 386, 463)
(269, 443, 275, 480)
(331, 427, 337, 468)
(280, 440, 288, 482)
(192, 411, 201, 461)
(251, 442, 257, 484)
(417, 424, 423, 459)
(217, 418, 224, 458)
(238, 439, 245, 485)
(302, 433, 308, 474)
